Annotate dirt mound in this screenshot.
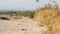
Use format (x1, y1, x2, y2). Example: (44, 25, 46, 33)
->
(34, 8, 60, 34)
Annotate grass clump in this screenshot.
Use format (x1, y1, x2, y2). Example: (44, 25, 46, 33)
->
(34, 7, 60, 34)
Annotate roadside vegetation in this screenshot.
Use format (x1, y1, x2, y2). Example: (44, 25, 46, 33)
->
(0, 10, 35, 20)
(34, 3, 60, 34)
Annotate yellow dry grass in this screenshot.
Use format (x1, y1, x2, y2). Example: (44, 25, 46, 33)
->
(34, 7, 60, 34)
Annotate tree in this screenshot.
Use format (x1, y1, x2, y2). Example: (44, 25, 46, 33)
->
(36, 0, 39, 2)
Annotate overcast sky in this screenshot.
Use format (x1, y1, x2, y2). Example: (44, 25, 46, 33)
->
(0, 0, 60, 10)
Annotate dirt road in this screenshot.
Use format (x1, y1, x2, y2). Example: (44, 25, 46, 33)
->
(0, 18, 48, 34)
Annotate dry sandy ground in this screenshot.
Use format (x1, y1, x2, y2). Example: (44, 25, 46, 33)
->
(0, 18, 48, 34)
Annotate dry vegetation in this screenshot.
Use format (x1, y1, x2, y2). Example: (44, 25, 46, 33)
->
(34, 7, 60, 34)
(0, 11, 35, 20)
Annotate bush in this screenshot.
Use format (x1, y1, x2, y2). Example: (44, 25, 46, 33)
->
(34, 7, 60, 34)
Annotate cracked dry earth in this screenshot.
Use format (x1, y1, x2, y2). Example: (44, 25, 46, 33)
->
(0, 18, 48, 34)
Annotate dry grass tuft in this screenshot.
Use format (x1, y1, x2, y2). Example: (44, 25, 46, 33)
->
(34, 7, 60, 34)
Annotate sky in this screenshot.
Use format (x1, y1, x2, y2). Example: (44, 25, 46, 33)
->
(0, 0, 60, 11)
